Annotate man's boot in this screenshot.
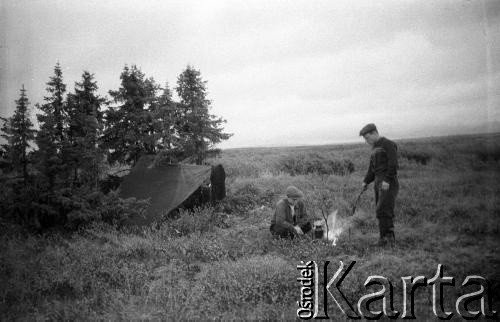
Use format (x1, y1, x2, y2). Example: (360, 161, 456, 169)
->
(386, 231, 395, 248)
(375, 230, 387, 246)
(376, 237, 388, 247)
(376, 231, 395, 248)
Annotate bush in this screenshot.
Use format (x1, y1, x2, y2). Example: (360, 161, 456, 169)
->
(224, 181, 263, 212)
(95, 191, 150, 226)
(399, 148, 432, 165)
(218, 159, 262, 178)
(277, 153, 354, 176)
(472, 144, 500, 162)
(0, 178, 150, 231)
(50, 188, 150, 229)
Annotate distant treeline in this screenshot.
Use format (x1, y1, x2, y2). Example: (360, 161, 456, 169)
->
(0, 63, 231, 230)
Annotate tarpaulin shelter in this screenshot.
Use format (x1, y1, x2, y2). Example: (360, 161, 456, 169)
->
(119, 155, 213, 225)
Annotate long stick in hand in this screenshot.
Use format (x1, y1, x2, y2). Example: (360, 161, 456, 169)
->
(351, 186, 367, 216)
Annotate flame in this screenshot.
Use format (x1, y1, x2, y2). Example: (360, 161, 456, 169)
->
(313, 210, 344, 246)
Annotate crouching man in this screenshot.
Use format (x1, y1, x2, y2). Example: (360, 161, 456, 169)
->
(270, 186, 312, 239)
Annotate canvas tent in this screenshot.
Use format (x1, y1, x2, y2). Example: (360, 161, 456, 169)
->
(119, 155, 213, 225)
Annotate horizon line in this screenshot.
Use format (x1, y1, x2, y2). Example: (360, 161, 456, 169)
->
(219, 130, 500, 151)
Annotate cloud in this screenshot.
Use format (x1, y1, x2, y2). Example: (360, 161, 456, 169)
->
(1, 0, 499, 149)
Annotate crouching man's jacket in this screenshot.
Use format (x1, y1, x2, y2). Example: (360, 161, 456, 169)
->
(271, 198, 310, 230)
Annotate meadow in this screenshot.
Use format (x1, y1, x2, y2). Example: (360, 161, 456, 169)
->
(1, 133, 499, 320)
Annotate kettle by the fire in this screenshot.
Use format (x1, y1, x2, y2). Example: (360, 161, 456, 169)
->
(314, 223, 324, 239)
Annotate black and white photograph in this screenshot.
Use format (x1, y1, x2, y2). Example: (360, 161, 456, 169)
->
(1, 0, 499, 320)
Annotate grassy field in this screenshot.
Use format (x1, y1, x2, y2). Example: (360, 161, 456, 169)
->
(1, 133, 499, 320)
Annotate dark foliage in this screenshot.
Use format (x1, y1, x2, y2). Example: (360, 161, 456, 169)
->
(99, 175, 123, 194)
(473, 145, 500, 162)
(400, 148, 432, 165)
(102, 65, 159, 165)
(278, 153, 355, 176)
(175, 65, 232, 165)
(65, 71, 106, 188)
(0, 63, 231, 232)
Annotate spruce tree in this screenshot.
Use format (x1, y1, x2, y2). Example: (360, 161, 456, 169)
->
(103, 65, 158, 165)
(35, 63, 68, 189)
(151, 82, 181, 162)
(66, 71, 105, 188)
(175, 65, 231, 164)
(0, 85, 36, 185)
(142, 76, 162, 155)
(44, 62, 67, 143)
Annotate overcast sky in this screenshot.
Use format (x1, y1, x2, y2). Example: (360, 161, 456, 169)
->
(1, 0, 499, 148)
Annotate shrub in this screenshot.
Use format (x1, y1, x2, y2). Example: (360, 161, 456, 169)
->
(224, 177, 284, 213)
(62, 190, 149, 229)
(399, 148, 432, 165)
(277, 153, 354, 176)
(470, 143, 500, 163)
(96, 191, 150, 226)
(224, 181, 263, 212)
(218, 159, 262, 178)
(0, 178, 150, 231)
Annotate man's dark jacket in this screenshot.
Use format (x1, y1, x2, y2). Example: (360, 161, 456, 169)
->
(363, 137, 399, 184)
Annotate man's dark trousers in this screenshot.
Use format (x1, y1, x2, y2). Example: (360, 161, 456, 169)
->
(374, 177, 399, 239)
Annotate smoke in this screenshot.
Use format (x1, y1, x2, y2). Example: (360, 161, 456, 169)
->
(314, 208, 369, 246)
(313, 209, 344, 246)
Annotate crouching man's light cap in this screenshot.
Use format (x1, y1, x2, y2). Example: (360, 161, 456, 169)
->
(286, 186, 303, 199)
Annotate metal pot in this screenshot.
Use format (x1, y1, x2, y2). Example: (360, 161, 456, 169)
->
(314, 224, 324, 239)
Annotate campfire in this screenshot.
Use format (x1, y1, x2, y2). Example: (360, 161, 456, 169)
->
(313, 210, 344, 246)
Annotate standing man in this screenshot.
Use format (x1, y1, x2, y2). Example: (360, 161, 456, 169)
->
(359, 123, 399, 247)
(270, 186, 312, 239)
